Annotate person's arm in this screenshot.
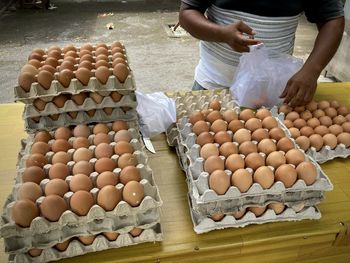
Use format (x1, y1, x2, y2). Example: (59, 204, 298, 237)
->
(179, 3, 260, 52)
(280, 16, 345, 106)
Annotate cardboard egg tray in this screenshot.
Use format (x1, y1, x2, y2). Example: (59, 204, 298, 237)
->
(8, 223, 162, 263)
(1, 128, 163, 253)
(24, 107, 138, 133)
(271, 106, 350, 163)
(23, 91, 137, 118)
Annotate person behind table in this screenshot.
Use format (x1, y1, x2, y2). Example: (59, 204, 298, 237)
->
(179, 0, 345, 106)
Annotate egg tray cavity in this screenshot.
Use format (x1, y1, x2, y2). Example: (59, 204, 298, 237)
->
(8, 223, 162, 263)
(15, 73, 136, 102)
(165, 89, 236, 147)
(271, 106, 350, 163)
(24, 108, 138, 133)
(23, 92, 137, 118)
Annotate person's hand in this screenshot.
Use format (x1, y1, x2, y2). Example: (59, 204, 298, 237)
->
(280, 69, 318, 106)
(220, 21, 260, 52)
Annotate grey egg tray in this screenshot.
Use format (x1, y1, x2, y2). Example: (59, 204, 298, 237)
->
(23, 92, 137, 118)
(8, 223, 162, 263)
(15, 72, 136, 103)
(189, 200, 321, 234)
(271, 106, 350, 164)
(24, 107, 138, 133)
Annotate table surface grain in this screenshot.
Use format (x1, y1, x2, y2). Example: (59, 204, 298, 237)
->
(1, 82, 350, 263)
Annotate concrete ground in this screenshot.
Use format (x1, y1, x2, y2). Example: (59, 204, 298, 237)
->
(0, 0, 324, 103)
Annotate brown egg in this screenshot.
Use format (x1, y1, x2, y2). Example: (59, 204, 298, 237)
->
(129, 227, 143, 237)
(231, 169, 253, 193)
(93, 133, 110, 145)
(289, 127, 300, 139)
(45, 179, 69, 197)
(337, 132, 350, 147)
(276, 137, 294, 152)
(12, 199, 39, 227)
(17, 182, 43, 202)
(44, 57, 59, 68)
(233, 207, 247, 219)
(78, 235, 95, 245)
(296, 161, 317, 185)
(51, 139, 71, 153)
(41, 64, 57, 75)
(268, 127, 285, 141)
(214, 131, 232, 144)
(333, 115, 347, 125)
(228, 119, 244, 133)
(245, 118, 262, 132)
(69, 173, 93, 192)
(70, 92, 87, 106)
(223, 110, 238, 123)
(95, 158, 117, 173)
(52, 94, 68, 108)
(113, 63, 129, 83)
(26, 153, 48, 168)
(115, 130, 133, 143)
(109, 91, 122, 103)
(96, 171, 119, 188)
(122, 181, 145, 206)
(64, 56, 77, 65)
(342, 122, 350, 133)
(40, 195, 68, 221)
(189, 111, 205, 125)
(21, 63, 39, 76)
(337, 106, 350, 116)
(225, 154, 245, 172)
(22, 166, 46, 184)
(58, 69, 74, 88)
(209, 170, 231, 195)
(306, 118, 320, 129)
(72, 124, 90, 138)
(285, 111, 299, 122)
(268, 202, 285, 215)
(18, 72, 36, 92)
(233, 128, 251, 144)
(95, 143, 114, 159)
(309, 134, 324, 151)
(111, 41, 123, 49)
(55, 127, 72, 140)
(118, 153, 137, 169)
(209, 99, 221, 110)
(239, 109, 255, 122)
(255, 108, 272, 120)
(73, 148, 93, 162)
(75, 68, 92, 86)
(59, 60, 75, 71)
(55, 239, 71, 251)
(252, 128, 269, 142)
(210, 212, 225, 222)
(314, 125, 329, 137)
(253, 166, 274, 189)
(95, 46, 109, 56)
(70, 190, 94, 216)
(219, 142, 238, 158)
(318, 100, 330, 110)
(306, 100, 318, 112)
(37, 70, 54, 90)
(300, 110, 313, 121)
(28, 248, 43, 257)
(111, 44, 124, 53)
(31, 141, 50, 155)
(95, 54, 109, 63)
(294, 106, 305, 113)
(295, 136, 310, 151)
(258, 139, 276, 155)
(80, 43, 93, 52)
(48, 163, 70, 180)
(196, 132, 214, 147)
(319, 116, 332, 127)
(266, 151, 286, 169)
(93, 123, 110, 134)
(210, 119, 227, 133)
(322, 134, 337, 149)
(103, 232, 119, 241)
(206, 110, 223, 124)
(285, 149, 305, 166)
(247, 205, 266, 217)
(200, 143, 219, 159)
(329, 100, 340, 109)
(239, 141, 257, 156)
(97, 185, 122, 211)
(283, 119, 293, 129)
(112, 57, 127, 67)
(33, 98, 47, 111)
(95, 66, 111, 84)
(293, 118, 307, 129)
(79, 60, 93, 70)
(325, 107, 338, 118)
(204, 155, 225, 174)
(275, 164, 297, 188)
(72, 161, 94, 175)
(192, 120, 210, 135)
(313, 109, 325, 118)
(114, 141, 134, 156)
(80, 53, 94, 63)
(34, 131, 52, 143)
(120, 166, 141, 184)
(262, 116, 278, 130)
(72, 137, 90, 149)
(300, 126, 314, 137)
(112, 52, 126, 61)
(245, 152, 264, 170)
(279, 104, 292, 114)
(110, 121, 127, 133)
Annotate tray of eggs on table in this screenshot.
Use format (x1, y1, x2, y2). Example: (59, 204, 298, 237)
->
(1, 122, 162, 263)
(166, 90, 333, 234)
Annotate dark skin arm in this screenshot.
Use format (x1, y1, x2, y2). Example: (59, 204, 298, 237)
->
(280, 16, 345, 106)
(179, 3, 260, 52)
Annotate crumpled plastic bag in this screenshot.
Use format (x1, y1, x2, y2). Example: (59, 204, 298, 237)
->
(136, 91, 176, 138)
(230, 44, 303, 109)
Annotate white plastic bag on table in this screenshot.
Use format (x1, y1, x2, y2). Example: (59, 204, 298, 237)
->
(136, 91, 176, 138)
(230, 44, 303, 109)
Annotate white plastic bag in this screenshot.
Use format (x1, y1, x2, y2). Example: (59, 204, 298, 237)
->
(230, 44, 303, 109)
(136, 91, 176, 138)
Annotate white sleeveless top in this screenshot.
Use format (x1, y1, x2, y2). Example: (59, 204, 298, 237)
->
(195, 5, 301, 89)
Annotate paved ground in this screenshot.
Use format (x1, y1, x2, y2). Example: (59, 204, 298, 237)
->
(0, 0, 324, 103)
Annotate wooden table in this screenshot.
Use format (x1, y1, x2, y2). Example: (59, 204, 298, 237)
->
(1, 83, 350, 263)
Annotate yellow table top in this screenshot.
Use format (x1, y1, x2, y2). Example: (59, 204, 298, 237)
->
(1, 82, 350, 263)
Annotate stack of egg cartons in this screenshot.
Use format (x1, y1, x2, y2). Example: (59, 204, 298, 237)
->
(166, 90, 332, 234)
(0, 42, 162, 263)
